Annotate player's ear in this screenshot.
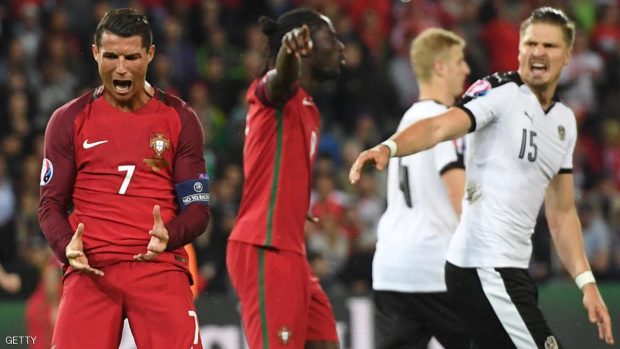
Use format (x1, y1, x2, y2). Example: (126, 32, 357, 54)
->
(91, 44, 99, 63)
(434, 60, 446, 77)
(147, 45, 156, 63)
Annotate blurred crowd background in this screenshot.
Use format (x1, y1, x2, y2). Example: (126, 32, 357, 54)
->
(1, 0, 620, 314)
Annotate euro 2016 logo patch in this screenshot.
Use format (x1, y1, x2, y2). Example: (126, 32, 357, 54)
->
(558, 126, 565, 141)
(144, 133, 170, 171)
(464, 79, 491, 98)
(40, 158, 53, 185)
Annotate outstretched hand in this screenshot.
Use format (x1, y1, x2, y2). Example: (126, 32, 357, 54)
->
(582, 284, 614, 345)
(281, 24, 313, 58)
(65, 223, 104, 276)
(134, 205, 169, 262)
(349, 144, 391, 184)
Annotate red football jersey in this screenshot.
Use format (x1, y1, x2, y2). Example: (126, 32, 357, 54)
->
(229, 72, 320, 255)
(38, 88, 210, 271)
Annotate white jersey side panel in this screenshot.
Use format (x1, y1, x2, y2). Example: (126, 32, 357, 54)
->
(373, 100, 465, 292)
(447, 73, 577, 268)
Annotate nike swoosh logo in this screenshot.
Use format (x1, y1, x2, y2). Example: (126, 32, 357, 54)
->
(83, 139, 108, 149)
(524, 111, 534, 121)
(302, 97, 314, 106)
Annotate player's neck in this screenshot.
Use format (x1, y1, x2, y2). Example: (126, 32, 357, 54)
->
(299, 73, 318, 95)
(418, 82, 455, 106)
(529, 84, 557, 111)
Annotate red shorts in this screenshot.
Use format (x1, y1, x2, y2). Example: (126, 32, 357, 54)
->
(52, 261, 202, 349)
(227, 241, 338, 348)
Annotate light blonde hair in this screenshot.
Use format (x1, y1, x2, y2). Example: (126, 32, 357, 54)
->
(410, 28, 465, 83)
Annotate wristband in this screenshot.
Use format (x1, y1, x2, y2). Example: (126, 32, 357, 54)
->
(380, 139, 398, 157)
(575, 271, 596, 289)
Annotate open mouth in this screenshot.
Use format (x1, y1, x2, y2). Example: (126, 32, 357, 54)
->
(530, 62, 547, 75)
(113, 79, 132, 93)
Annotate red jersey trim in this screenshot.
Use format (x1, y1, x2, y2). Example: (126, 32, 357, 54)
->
(264, 106, 284, 247)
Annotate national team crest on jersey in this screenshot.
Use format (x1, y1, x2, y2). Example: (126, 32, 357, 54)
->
(39, 158, 53, 185)
(277, 327, 292, 345)
(144, 133, 170, 171)
(558, 126, 565, 141)
(150, 133, 170, 157)
(544, 335, 558, 349)
(464, 79, 491, 98)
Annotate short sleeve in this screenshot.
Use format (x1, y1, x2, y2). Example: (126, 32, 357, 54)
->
(559, 113, 577, 172)
(456, 79, 516, 132)
(435, 137, 465, 175)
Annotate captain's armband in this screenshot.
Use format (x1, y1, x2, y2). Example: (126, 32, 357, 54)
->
(175, 176, 210, 210)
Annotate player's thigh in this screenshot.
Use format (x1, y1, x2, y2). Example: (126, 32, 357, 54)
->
(123, 263, 201, 349)
(445, 263, 517, 348)
(445, 263, 561, 349)
(230, 243, 312, 348)
(307, 271, 338, 345)
(52, 271, 124, 349)
(414, 293, 470, 349)
(492, 266, 562, 349)
(226, 241, 266, 347)
(373, 291, 432, 349)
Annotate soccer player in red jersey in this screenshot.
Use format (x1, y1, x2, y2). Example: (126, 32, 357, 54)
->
(37, 9, 210, 349)
(226, 8, 345, 349)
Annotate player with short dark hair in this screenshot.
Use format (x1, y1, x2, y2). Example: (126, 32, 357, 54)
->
(351, 7, 614, 348)
(38, 8, 209, 348)
(226, 8, 345, 349)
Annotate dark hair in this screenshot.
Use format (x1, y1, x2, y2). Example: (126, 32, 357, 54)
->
(259, 8, 327, 62)
(520, 7, 575, 48)
(93, 8, 153, 49)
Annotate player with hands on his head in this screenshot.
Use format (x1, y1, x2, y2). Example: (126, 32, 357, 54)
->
(38, 8, 209, 349)
(350, 6, 613, 348)
(227, 8, 345, 349)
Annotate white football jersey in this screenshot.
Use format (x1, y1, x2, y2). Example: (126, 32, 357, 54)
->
(373, 100, 466, 292)
(447, 72, 577, 268)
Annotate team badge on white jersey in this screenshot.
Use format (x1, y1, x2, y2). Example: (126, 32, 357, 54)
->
(544, 335, 558, 349)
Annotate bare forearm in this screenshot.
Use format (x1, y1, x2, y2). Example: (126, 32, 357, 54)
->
(547, 206, 591, 277)
(391, 107, 470, 157)
(391, 119, 441, 156)
(274, 45, 301, 88)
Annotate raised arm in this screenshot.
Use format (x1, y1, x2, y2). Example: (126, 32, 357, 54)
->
(545, 173, 614, 345)
(350, 107, 471, 184)
(266, 25, 312, 104)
